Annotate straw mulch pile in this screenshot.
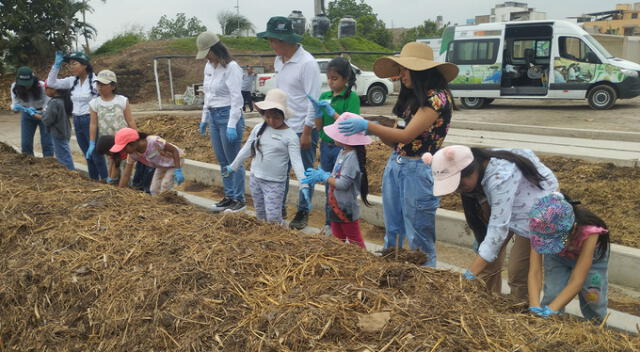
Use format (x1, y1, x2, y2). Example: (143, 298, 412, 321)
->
(1, 143, 638, 351)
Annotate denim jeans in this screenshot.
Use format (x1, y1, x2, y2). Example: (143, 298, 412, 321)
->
(542, 249, 609, 323)
(132, 163, 155, 193)
(73, 114, 108, 180)
(320, 141, 342, 225)
(208, 106, 245, 201)
(382, 152, 440, 267)
(283, 128, 319, 213)
(51, 136, 75, 170)
(21, 112, 53, 157)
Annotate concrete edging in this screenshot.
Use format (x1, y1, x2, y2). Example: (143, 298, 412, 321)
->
(182, 158, 640, 290)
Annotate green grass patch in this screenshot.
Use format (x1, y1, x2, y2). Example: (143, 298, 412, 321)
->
(93, 33, 145, 56)
(167, 37, 198, 53)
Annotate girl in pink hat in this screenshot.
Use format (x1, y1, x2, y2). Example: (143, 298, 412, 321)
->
(302, 112, 372, 248)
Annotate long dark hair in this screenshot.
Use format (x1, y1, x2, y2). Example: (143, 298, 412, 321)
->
(563, 193, 610, 261)
(71, 63, 98, 96)
(13, 77, 43, 102)
(251, 120, 270, 158)
(460, 148, 548, 244)
(209, 42, 233, 67)
(53, 89, 73, 116)
(327, 57, 356, 98)
(354, 145, 371, 207)
(392, 67, 451, 117)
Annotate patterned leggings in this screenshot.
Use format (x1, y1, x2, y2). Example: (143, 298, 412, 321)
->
(250, 175, 286, 224)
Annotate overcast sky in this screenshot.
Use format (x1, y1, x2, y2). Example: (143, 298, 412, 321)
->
(86, 0, 619, 47)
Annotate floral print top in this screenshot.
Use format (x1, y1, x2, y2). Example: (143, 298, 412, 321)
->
(395, 89, 452, 157)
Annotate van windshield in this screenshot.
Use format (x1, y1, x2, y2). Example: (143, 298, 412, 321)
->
(584, 35, 614, 58)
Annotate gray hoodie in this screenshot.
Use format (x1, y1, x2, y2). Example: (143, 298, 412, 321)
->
(42, 97, 72, 140)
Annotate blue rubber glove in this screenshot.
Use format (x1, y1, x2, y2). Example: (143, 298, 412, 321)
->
(538, 305, 559, 318)
(174, 168, 185, 185)
(302, 167, 331, 184)
(11, 104, 26, 113)
(528, 306, 544, 315)
(26, 107, 39, 117)
(318, 100, 336, 117)
(85, 141, 96, 159)
(338, 118, 369, 136)
(306, 95, 323, 117)
(301, 187, 311, 205)
(199, 122, 207, 136)
(226, 127, 238, 142)
(463, 269, 477, 280)
(105, 177, 116, 184)
(54, 50, 65, 68)
(220, 165, 233, 178)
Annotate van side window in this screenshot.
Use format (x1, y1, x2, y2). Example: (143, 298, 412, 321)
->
(559, 37, 601, 64)
(512, 40, 550, 59)
(447, 39, 499, 65)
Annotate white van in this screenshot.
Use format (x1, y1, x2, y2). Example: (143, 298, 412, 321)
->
(438, 20, 640, 109)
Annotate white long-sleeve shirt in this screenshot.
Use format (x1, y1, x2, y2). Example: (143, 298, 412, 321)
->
(478, 149, 559, 262)
(230, 122, 306, 184)
(47, 65, 97, 116)
(200, 60, 244, 128)
(274, 45, 321, 134)
(10, 81, 49, 110)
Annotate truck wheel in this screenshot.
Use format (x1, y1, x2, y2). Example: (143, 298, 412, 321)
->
(366, 85, 387, 106)
(587, 85, 617, 110)
(460, 97, 487, 109)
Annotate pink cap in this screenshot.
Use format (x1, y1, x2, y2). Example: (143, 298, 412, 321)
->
(110, 128, 139, 153)
(423, 145, 474, 196)
(323, 112, 372, 146)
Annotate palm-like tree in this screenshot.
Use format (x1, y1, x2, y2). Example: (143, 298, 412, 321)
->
(217, 11, 255, 36)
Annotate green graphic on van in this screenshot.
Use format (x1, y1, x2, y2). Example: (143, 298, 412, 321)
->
(552, 58, 625, 84)
(450, 65, 502, 84)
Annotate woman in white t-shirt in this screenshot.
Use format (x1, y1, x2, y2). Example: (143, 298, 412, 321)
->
(87, 70, 136, 183)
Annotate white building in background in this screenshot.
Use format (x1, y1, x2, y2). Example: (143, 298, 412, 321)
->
(475, 2, 546, 24)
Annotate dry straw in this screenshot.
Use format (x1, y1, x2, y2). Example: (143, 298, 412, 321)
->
(0, 143, 638, 351)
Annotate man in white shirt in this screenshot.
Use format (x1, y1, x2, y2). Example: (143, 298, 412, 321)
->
(241, 66, 256, 112)
(258, 16, 321, 229)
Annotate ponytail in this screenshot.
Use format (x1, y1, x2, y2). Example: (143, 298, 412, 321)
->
(250, 121, 269, 158)
(354, 145, 371, 207)
(563, 193, 610, 261)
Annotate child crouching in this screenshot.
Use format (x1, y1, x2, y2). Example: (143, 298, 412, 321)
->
(223, 89, 309, 221)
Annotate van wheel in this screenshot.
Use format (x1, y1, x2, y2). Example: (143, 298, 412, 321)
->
(366, 85, 387, 106)
(460, 97, 486, 109)
(587, 85, 617, 110)
(484, 98, 495, 106)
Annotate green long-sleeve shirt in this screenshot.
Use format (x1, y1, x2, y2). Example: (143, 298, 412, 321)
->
(318, 88, 360, 143)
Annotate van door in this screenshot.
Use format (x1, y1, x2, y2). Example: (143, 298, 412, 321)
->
(501, 24, 553, 96)
(548, 36, 606, 99)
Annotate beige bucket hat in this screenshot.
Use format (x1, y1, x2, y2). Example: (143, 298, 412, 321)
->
(254, 88, 294, 119)
(195, 32, 220, 59)
(374, 42, 459, 82)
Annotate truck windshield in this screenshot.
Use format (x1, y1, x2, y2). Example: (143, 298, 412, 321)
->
(584, 35, 614, 58)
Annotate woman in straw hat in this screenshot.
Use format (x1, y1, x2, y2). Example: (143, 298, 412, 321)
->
(338, 42, 458, 267)
(195, 31, 246, 213)
(222, 88, 310, 224)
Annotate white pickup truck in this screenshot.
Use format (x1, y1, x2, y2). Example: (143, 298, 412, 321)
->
(254, 58, 394, 106)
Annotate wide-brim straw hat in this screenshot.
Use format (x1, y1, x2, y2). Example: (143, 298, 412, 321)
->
(254, 88, 294, 119)
(374, 42, 459, 82)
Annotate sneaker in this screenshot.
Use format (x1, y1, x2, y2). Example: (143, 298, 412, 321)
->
(212, 197, 233, 212)
(224, 200, 246, 213)
(320, 224, 332, 236)
(289, 210, 309, 230)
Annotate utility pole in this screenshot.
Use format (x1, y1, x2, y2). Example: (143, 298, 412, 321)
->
(235, 0, 240, 36)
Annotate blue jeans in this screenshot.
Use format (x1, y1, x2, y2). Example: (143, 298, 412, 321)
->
(133, 163, 155, 193)
(51, 136, 75, 170)
(73, 114, 108, 180)
(320, 141, 342, 225)
(542, 249, 609, 323)
(382, 152, 439, 267)
(21, 112, 53, 156)
(283, 129, 319, 213)
(208, 106, 245, 201)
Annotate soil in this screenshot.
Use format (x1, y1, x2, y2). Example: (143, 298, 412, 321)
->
(140, 114, 640, 249)
(2, 145, 638, 351)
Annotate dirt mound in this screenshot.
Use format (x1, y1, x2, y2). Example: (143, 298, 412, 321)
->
(1, 143, 638, 351)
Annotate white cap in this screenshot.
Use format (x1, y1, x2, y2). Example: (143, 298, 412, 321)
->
(95, 69, 117, 84)
(195, 32, 220, 59)
(423, 145, 474, 196)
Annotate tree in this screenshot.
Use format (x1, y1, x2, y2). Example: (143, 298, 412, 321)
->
(149, 13, 207, 40)
(80, 0, 105, 52)
(326, 0, 392, 48)
(216, 11, 255, 36)
(399, 20, 446, 46)
(0, 0, 95, 71)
